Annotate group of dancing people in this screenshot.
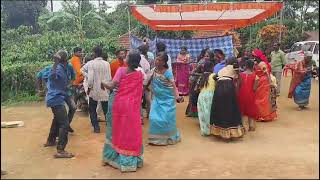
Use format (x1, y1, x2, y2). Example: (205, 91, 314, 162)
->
(38, 40, 314, 173)
(38, 42, 183, 172)
(175, 43, 313, 138)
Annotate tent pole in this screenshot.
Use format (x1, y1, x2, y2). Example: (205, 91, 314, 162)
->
(249, 25, 252, 45)
(279, 0, 283, 43)
(128, 0, 131, 45)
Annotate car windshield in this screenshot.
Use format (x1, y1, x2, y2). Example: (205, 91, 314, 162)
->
(302, 42, 316, 52)
(291, 44, 302, 52)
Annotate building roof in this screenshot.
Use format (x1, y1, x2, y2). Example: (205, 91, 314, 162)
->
(118, 32, 130, 49)
(304, 31, 319, 41)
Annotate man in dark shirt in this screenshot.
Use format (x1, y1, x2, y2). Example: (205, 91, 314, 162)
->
(44, 50, 74, 158)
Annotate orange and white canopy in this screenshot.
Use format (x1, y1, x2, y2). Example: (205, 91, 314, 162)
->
(131, 2, 283, 31)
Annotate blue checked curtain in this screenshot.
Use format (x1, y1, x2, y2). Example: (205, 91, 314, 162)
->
(130, 35, 234, 63)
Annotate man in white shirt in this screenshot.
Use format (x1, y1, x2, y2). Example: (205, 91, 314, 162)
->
(138, 45, 151, 121)
(81, 46, 111, 133)
(138, 45, 151, 83)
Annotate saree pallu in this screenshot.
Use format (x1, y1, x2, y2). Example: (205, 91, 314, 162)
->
(293, 73, 312, 106)
(149, 70, 181, 145)
(210, 78, 244, 139)
(185, 61, 206, 117)
(102, 72, 144, 172)
(255, 69, 277, 122)
(173, 62, 190, 96)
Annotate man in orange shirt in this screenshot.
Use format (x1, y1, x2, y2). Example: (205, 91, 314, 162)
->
(110, 49, 127, 78)
(70, 47, 84, 86)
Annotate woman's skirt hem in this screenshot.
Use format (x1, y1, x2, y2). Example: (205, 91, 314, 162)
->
(102, 143, 143, 173)
(294, 97, 309, 107)
(210, 125, 245, 139)
(148, 131, 181, 146)
(255, 112, 277, 122)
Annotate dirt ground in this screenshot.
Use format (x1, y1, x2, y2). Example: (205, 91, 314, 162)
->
(1, 76, 319, 179)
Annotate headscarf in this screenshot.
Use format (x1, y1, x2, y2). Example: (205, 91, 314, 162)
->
(252, 49, 271, 73)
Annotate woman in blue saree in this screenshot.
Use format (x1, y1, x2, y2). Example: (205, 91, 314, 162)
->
(148, 52, 182, 145)
(288, 51, 313, 110)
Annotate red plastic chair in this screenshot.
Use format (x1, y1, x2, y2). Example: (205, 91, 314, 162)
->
(283, 64, 295, 77)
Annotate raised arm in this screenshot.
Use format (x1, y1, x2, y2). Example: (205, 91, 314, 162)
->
(101, 81, 118, 90)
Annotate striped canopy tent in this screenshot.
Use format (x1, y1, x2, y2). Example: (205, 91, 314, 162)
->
(131, 1, 283, 31)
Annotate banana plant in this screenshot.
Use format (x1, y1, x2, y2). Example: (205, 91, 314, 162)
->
(38, 0, 103, 44)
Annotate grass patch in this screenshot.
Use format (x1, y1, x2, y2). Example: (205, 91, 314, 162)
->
(1, 93, 43, 107)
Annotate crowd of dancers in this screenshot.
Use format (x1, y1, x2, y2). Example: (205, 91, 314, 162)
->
(37, 39, 314, 172)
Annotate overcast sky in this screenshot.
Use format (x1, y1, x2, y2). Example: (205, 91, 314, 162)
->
(46, 1, 124, 13)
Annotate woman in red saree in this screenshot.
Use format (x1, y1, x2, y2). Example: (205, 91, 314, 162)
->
(238, 59, 257, 131)
(101, 51, 144, 172)
(253, 57, 277, 122)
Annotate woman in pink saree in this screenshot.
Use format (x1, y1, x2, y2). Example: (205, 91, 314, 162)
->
(173, 46, 191, 95)
(101, 51, 144, 172)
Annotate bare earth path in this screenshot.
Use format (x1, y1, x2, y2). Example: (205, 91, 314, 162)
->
(1, 76, 319, 179)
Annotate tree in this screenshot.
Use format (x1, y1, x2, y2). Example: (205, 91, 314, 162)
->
(38, 0, 104, 42)
(283, 0, 319, 34)
(257, 24, 288, 50)
(1, 0, 47, 32)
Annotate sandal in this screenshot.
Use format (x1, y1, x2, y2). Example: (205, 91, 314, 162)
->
(54, 151, 75, 158)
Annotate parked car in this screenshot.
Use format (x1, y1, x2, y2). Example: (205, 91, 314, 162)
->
(285, 41, 319, 68)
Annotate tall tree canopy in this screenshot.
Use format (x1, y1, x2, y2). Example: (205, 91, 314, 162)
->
(1, 0, 48, 31)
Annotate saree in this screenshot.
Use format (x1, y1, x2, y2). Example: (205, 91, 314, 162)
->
(288, 60, 312, 107)
(149, 69, 181, 145)
(197, 73, 215, 136)
(102, 70, 144, 172)
(172, 62, 190, 96)
(238, 72, 257, 119)
(254, 62, 277, 121)
(185, 59, 206, 117)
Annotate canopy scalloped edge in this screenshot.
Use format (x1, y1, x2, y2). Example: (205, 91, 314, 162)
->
(131, 2, 283, 31)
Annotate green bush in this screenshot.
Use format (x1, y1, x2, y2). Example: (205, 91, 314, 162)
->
(1, 61, 52, 102)
(1, 25, 120, 103)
